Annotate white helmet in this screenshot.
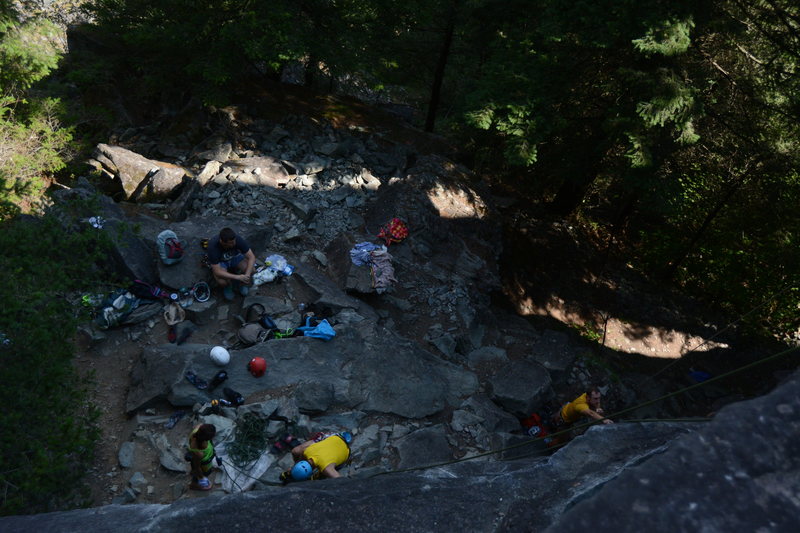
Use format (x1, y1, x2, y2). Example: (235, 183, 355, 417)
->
(210, 346, 230, 366)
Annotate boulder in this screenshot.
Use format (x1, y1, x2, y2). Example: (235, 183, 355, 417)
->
(488, 360, 552, 417)
(467, 346, 508, 367)
(457, 395, 521, 434)
(127, 321, 478, 419)
(294, 261, 377, 317)
(222, 156, 291, 186)
(91, 144, 186, 201)
(528, 330, 586, 383)
(323, 233, 377, 294)
(118, 442, 135, 469)
(120, 215, 273, 291)
(394, 425, 453, 469)
(50, 183, 158, 283)
(148, 433, 188, 473)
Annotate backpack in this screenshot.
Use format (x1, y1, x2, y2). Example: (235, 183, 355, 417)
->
(521, 412, 549, 438)
(237, 323, 272, 345)
(377, 217, 409, 246)
(156, 229, 185, 265)
(128, 279, 167, 301)
(94, 289, 140, 330)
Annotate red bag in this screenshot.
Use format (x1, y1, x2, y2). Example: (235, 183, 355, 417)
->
(521, 412, 549, 438)
(377, 217, 409, 246)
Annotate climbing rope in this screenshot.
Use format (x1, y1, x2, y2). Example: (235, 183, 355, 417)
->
(225, 413, 270, 467)
(196, 345, 797, 486)
(371, 343, 798, 478)
(646, 282, 797, 381)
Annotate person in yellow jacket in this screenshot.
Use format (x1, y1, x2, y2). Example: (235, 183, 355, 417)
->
(187, 423, 217, 490)
(281, 432, 352, 482)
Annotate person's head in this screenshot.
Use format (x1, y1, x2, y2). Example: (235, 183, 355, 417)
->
(291, 460, 313, 480)
(586, 386, 602, 408)
(197, 424, 216, 442)
(219, 227, 236, 249)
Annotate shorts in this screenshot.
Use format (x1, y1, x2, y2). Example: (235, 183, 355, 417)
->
(220, 253, 245, 272)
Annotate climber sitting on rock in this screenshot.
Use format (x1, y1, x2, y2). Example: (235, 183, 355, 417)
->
(207, 227, 256, 301)
(280, 431, 352, 483)
(552, 386, 613, 432)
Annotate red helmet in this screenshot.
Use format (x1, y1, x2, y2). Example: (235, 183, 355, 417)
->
(248, 357, 267, 377)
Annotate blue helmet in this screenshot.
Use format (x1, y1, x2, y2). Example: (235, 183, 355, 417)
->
(291, 461, 313, 481)
(339, 431, 353, 445)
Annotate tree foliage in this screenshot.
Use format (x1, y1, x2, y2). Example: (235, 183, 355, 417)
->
(0, 197, 113, 515)
(0, 3, 72, 219)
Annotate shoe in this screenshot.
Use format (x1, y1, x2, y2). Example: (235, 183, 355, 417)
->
(223, 387, 244, 406)
(185, 370, 208, 390)
(190, 476, 213, 491)
(271, 440, 286, 455)
(164, 410, 186, 429)
(223, 285, 234, 301)
(176, 327, 192, 345)
(208, 370, 228, 390)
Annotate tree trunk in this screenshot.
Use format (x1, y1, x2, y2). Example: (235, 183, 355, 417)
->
(549, 129, 606, 217)
(425, 0, 458, 132)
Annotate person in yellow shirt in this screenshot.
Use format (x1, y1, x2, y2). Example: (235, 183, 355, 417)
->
(280, 432, 352, 483)
(554, 387, 614, 427)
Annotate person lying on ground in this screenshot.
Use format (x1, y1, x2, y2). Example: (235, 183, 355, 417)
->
(207, 227, 256, 300)
(280, 432, 352, 482)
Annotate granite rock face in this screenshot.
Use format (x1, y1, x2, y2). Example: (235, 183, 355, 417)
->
(0, 422, 694, 532)
(549, 370, 800, 533)
(4, 371, 798, 532)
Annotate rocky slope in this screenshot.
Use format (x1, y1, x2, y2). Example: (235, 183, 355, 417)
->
(2, 369, 798, 531)
(5, 97, 796, 528)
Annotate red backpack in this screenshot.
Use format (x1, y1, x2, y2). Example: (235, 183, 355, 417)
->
(377, 217, 409, 246)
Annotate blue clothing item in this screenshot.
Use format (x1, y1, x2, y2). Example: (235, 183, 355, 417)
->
(207, 234, 251, 268)
(350, 242, 379, 266)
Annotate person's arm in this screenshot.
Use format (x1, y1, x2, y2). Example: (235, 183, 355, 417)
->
(211, 263, 246, 282)
(322, 463, 341, 479)
(583, 408, 613, 424)
(242, 249, 256, 281)
(291, 440, 314, 462)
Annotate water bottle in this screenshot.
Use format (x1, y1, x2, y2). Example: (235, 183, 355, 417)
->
(298, 303, 306, 314)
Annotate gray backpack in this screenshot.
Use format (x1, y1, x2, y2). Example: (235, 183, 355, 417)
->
(156, 229, 185, 265)
(237, 323, 271, 345)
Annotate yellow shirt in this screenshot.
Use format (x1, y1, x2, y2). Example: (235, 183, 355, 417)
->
(305, 436, 350, 471)
(560, 393, 591, 424)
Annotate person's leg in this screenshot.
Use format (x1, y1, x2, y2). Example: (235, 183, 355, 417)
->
(227, 254, 248, 295)
(213, 259, 234, 287)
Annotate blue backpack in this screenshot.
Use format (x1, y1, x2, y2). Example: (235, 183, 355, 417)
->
(297, 316, 336, 341)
